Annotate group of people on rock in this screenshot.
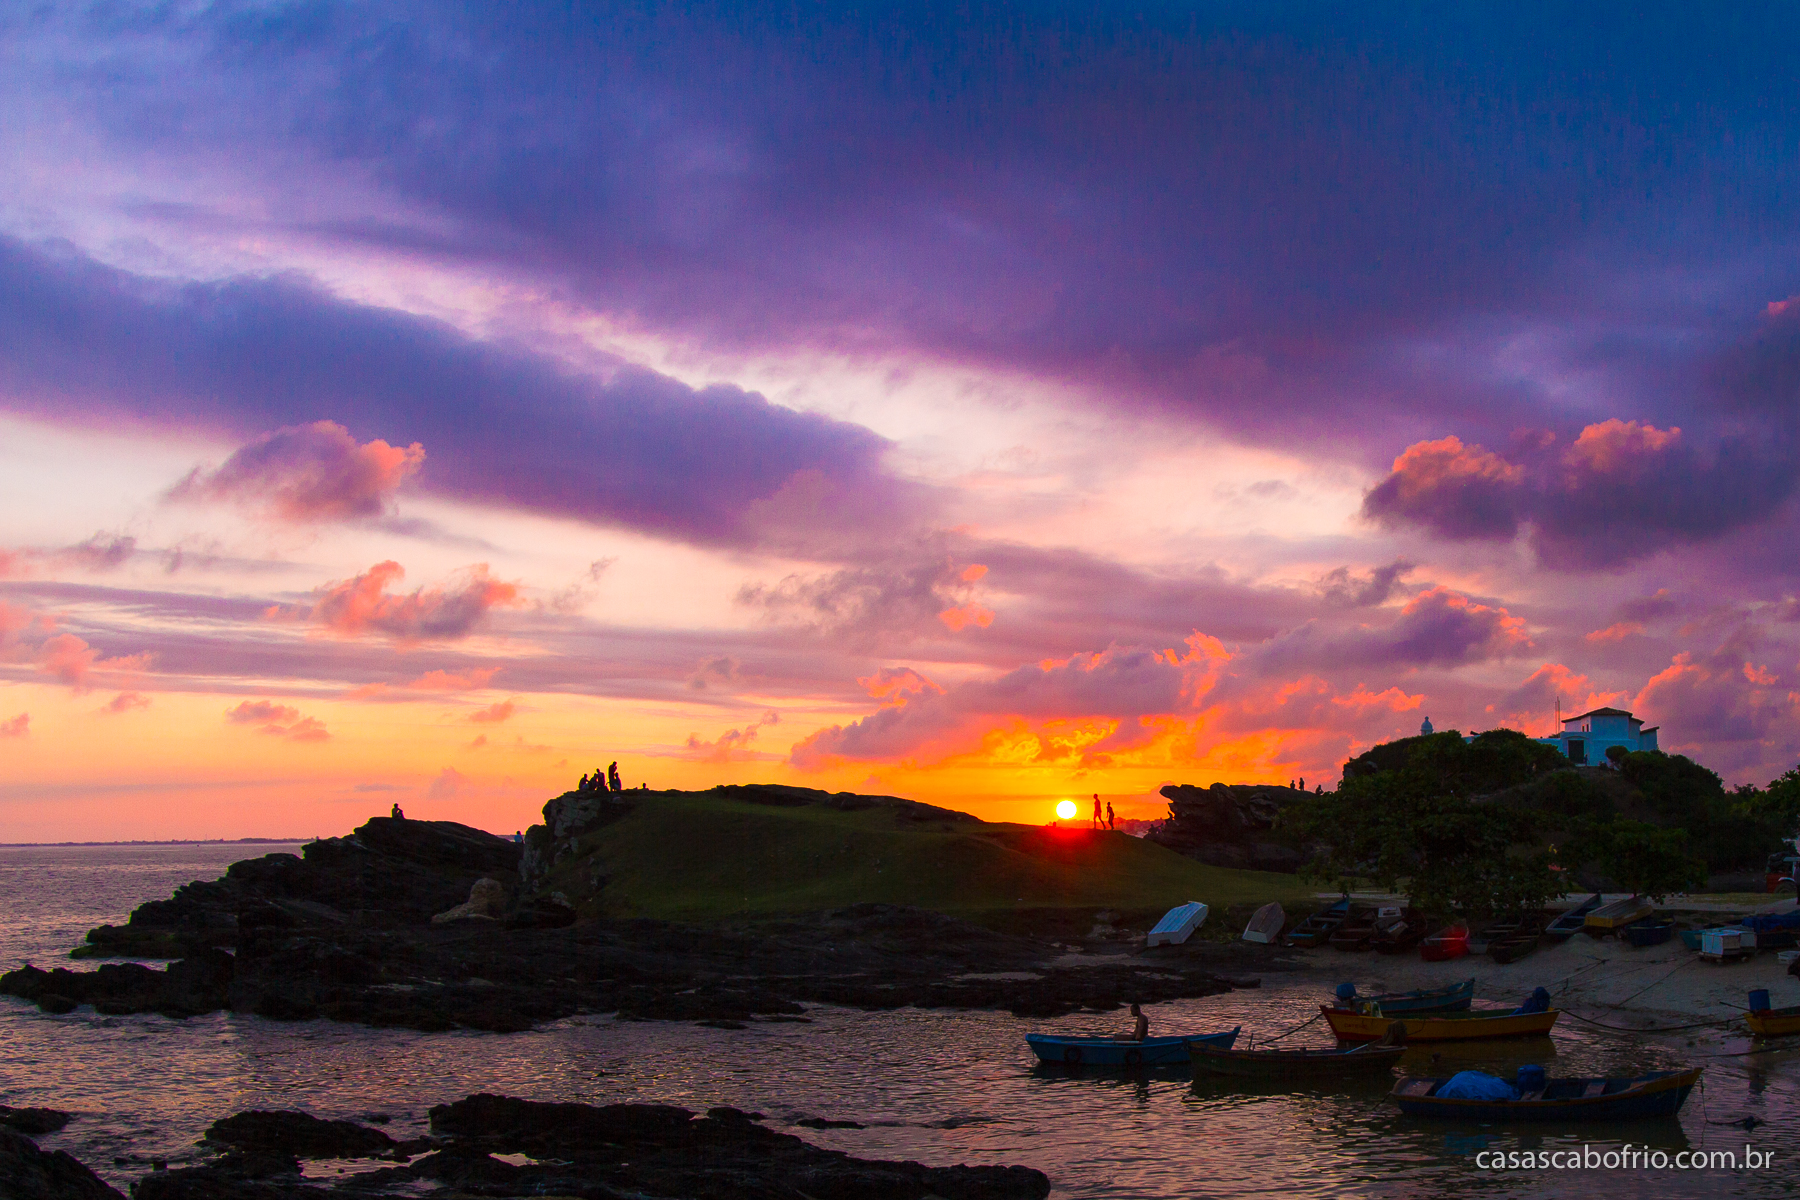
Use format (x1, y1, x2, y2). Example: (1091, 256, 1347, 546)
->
(1091, 794, 1116, 830)
(579, 762, 623, 794)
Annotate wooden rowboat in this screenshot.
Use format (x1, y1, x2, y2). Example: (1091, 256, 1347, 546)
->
(1391, 1068, 1701, 1121)
(1327, 907, 1380, 950)
(1026, 1027, 1240, 1067)
(1283, 897, 1351, 948)
(1189, 1041, 1406, 1080)
(1348, 977, 1476, 1015)
(1242, 901, 1285, 944)
(1322, 1006, 1559, 1043)
(1419, 924, 1469, 962)
(1543, 893, 1604, 941)
(1745, 1005, 1800, 1037)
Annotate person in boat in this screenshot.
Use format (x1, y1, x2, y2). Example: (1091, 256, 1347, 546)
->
(1125, 1002, 1149, 1041)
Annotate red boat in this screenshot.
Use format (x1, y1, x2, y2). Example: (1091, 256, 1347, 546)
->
(1419, 923, 1469, 962)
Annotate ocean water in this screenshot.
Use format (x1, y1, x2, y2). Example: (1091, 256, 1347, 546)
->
(2, 844, 1796, 1197)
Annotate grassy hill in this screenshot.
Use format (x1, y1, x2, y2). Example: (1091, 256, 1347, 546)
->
(538, 787, 1314, 925)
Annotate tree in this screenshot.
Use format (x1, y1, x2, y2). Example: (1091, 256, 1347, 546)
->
(1290, 736, 1558, 918)
(1563, 817, 1706, 900)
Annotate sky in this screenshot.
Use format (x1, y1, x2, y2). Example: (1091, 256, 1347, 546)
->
(4, 2, 1800, 840)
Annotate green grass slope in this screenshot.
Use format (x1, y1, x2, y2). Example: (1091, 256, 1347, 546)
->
(545, 788, 1314, 922)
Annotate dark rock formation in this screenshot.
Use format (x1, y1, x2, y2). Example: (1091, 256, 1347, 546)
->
(1148, 783, 1312, 872)
(113, 1094, 1048, 1199)
(203, 1111, 396, 1158)
(0, 1125, 122, 1200)
(0, 1107, 71, 1136)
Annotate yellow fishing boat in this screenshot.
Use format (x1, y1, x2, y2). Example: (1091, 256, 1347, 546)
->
(1745, 1005, 1800, 1037)
(1322, 1005, 1560, 1042)
(1585, 896, 1655, 931)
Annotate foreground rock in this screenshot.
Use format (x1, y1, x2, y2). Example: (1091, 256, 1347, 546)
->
(0, 1125, 121, 1200)
(1148, 783, 1314, 872)
(129, 1095, 1050, 1199)
(2, 810, 1241, 1031)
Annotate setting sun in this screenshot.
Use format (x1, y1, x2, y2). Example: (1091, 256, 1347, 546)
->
(1054, 799, 1077, 820)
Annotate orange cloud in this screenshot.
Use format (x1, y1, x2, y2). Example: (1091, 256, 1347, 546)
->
(226, 699, 330, 741)
(938, 602, 995, 631)
(1586, 621, 1644, 643)
(468, 700, 516, 724)
(0, 713, 27, 739)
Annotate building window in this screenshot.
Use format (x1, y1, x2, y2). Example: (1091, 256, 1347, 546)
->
(1568, 739, 1586, 764)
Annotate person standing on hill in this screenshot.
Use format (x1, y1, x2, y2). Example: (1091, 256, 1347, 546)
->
(608, 761, 622, 792)
(1105, 801, 1116, 830)
(1092, 794, 1102, 829)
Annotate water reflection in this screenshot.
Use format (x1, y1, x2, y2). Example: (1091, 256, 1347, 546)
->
(2, 846, 1796, 1198)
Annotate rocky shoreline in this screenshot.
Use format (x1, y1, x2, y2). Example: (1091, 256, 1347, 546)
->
(0, 815, 1264, 1032)
(4, 1096, 1052, 1199)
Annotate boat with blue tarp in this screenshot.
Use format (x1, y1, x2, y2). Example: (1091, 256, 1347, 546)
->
(1026, 1027, 1240, 1067)
(1391, 1067, 1701, 1120)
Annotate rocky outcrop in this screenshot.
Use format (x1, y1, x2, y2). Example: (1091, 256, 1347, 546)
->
(203, 1111, 399, 1159)
(519, 788, 635, 891)
(1148, 783, 1312, 872)
(429, 878, 507, 924)
(0, 1125, 122, 1200)
(121, 1094, 1050, 1199)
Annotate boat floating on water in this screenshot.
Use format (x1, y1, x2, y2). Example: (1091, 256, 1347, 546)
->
(1189, 1040, 1406, 1080)
(1322, 1005, 1559, 1043)
(1026, 1027, 1240, 1067)
(1391, 1068, 1701, 1121)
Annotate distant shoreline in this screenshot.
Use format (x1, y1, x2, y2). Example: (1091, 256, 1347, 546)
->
(0, 838, 310, 848)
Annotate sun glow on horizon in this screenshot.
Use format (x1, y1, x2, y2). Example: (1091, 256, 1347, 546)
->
(1054, 799, 1077, 820)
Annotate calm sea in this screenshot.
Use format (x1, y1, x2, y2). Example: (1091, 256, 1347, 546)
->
(1, 844, 1794, 1197)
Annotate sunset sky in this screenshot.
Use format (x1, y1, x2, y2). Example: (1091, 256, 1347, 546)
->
(5, 5, 1800, 840)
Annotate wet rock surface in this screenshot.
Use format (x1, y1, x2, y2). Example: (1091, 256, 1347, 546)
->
(0, 1125, 123, 1200)
(1147, 783, 1314, 872)
(121, 1095, 1051, 1199)
(2, 814, 1240, 1031)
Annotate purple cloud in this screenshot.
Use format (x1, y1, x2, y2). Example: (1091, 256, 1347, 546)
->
(169, 420, 424, 522)
(0, 236, 909, 549)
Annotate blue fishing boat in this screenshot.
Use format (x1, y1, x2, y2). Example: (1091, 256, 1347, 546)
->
(1283, 897, 1351, 947)
(1543, 893, 1604, 941)
(1391, 1068, 1700, 1121)
(1334, 977, 1475, 1015)
(1026, 1027, 1240, 1067)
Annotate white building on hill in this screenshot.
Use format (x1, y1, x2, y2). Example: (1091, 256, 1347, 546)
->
(1536, 706, 1659, 765)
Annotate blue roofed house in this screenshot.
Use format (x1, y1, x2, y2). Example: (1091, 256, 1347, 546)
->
(1537, 707, 1659, 765)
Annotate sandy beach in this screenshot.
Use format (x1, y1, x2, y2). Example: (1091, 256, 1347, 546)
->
(1268, 894, 1800, 1036)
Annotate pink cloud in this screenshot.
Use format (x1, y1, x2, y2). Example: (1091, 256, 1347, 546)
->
(468, 699, 515, 724)
(169, 420, 424, 522)
(685, 710, 781, 763)
(428, 767, 469, 799)
(0, 713, 28, 739)
(226, 699, 329, 741)
(35, 634, 152, 691)
(1585, 621, 1644, 643)
(288, 560, 522, 642)
(345, 667, 503, 699)
(101, 691, 151, 714)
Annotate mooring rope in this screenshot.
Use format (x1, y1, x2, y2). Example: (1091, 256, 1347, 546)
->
(1254, 1009, 1324, 1044)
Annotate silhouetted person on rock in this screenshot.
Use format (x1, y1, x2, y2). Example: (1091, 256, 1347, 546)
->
(390, 803, 404, 820)
(579, 773, 590, 792)
(1092, 794, 1102, 829)
(608, 762, 622, 792)
(1106, 801, 1116, 830)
